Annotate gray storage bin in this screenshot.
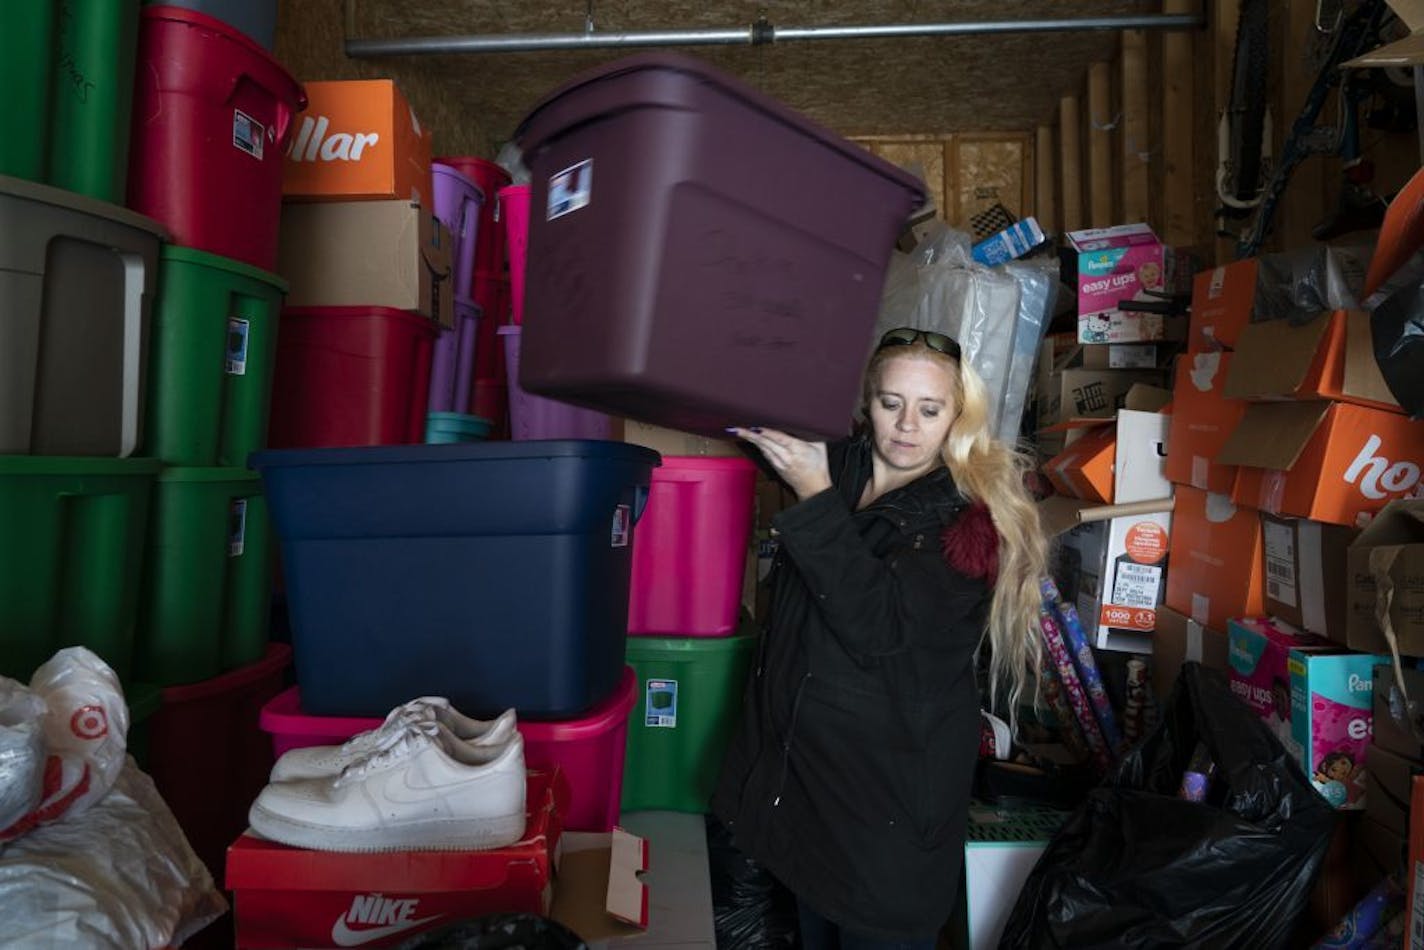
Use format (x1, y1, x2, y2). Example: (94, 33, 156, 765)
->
(0, 174, 167, 456)
(141, 0, 276, 49)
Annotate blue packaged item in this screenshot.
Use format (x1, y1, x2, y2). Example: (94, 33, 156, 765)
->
(972, 217, 1046, 267)
(251, 441, 659, 719)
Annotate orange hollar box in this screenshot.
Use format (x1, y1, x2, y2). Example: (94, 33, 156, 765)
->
(1222, 309, 1401, 413)
(1188, 259, 1258, 354)
(1164, 486, 1264, 633)
(1163, 351, 1248, 495)
(283, 80, 433, 205)
(1220, 400, 1424, 528)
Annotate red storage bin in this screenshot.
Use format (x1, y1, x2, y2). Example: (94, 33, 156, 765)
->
(128, 5, 305, 271)
(146, 642, 291, 880)
(473, 272, 511, 377)
(436, 156, 512, 279)
(258, 667, 637, 831)
(471, 380, 510, 440)
(629, 456, 757, 636)
(268, 306, 438, 449)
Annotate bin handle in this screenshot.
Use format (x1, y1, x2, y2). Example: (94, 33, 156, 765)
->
(119, 253, 147, 457)
(631, 484, 651, 523)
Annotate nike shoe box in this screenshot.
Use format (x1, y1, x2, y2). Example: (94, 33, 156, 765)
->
(226, 769, 566, 948)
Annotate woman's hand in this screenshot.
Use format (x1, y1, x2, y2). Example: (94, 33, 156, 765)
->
(729, 427, 832, 502)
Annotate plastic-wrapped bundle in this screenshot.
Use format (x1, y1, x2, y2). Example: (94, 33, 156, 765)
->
(0, 683, 46, 834)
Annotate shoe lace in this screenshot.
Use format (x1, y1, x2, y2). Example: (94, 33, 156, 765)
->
(338, 700, 434, 755)
(334, 719, 441, 786)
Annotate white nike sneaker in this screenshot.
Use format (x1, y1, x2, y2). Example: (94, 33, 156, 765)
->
(249, 720, 527, 852)
(269, 699, 517, 783)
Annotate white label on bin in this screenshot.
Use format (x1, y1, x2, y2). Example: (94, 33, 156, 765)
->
(233, 110, 265, 160)
(547, 159, 592, 220)
(226, 317, 250, 376)
(229, 499, 248, 557)
(646, 679, 678, 728)
(611, 504, 630, 548)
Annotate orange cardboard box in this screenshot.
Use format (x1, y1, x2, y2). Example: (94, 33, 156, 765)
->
(283, 80, 433, 205)
(1164, 486, 1264, 633)
(1044, 423, 1116, 504)
(1043, 386, 1172, 505)
(1222, 309, 1401, 413)
(1188, 259, 1257, 354)
(1219, 400, 1424, 528)
(1164, 351, 1247, 494)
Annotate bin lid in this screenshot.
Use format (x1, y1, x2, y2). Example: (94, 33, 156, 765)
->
(431, 163, 487, 203)
(515, 52, 926, 205)
(162, 245, 289, 293)
(625, 628, 759, 659)
(250, 439, 662, 471)
(0, 456, 162, 477)
(0, 174, 170, 241)
(157, 466, 262, 485)
(425, 412, 494, 435)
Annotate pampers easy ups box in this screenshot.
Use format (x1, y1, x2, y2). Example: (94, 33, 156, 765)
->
(1068, 224, 1169, 344)
(1227, 618, 1333, 767)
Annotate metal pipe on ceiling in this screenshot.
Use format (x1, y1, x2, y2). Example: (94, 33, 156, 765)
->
(345, 12, 1203, 58)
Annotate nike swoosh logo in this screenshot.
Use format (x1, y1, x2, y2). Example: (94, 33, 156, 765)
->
(375, 765, 507, 805)
(331, 913, 443, 946)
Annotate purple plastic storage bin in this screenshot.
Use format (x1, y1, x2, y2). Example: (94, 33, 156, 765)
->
(513, 53, 925, 441)
(500, 326, 613, 441)
(427, 302, 480, 415)
(431, 163, 484, 303)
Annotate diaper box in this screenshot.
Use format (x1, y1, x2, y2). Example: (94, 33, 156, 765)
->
(1290, 647, 1389, 810)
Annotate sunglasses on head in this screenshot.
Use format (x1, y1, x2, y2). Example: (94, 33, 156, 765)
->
(876, 327, 962, 361)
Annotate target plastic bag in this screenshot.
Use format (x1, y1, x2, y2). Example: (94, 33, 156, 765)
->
(1, 648, 130, 842)
(0, 682, 47, 833)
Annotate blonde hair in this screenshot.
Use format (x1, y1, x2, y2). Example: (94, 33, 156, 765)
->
(864, 343, 1049, 724)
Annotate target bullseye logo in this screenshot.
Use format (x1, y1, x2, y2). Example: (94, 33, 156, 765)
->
(70, 705, 109, 740)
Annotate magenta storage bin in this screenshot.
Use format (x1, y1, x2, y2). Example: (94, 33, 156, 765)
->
(432, 163, 484, 303)
(500, 326, 613, 440)
(629, 456, 757, 637)
(128, 5, 306, 271)
(427, 301, 480, 414)
(498, 185, 531, 325)
(513, 53, 925, 440)
(258, 667, 637, 831)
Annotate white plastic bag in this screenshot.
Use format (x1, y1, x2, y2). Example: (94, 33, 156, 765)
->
(0, 760, 228, 948)
(0, 681, 47, 833)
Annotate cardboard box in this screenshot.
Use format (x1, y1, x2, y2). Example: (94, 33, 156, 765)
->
(1049, 499, 1174, 653)
(971, 217, 1046, 267)
(1164, 487, 1264, 633)
(226, 770, 567, 949)
(1222, 310, 1401, 412)
(1291, 648, 1388, 810)
(1344, 0, 1424, 67)
(1356, 814, 1407, 891)
(1083, 343, 1160, 371)
(1043, 387, 1171, 505)
(621, 420, 741, 458)
(953, 802, 1069, 950)
(283, 80, 433, 205)
(1037, 366, 1168, 430)
(279, 200, 454, 327)
(1367, 743, 1423, 835)
(1150, 605, 1230, 700)
(1261, 514, 1359, 643)
(549, 829, 651, 943)
(1374, 663, 1424, 760)
(1227, 617, 1334, 764)
(1067, 224, 1169, 344)
(1188, 259, 1258, 354)
(1163, 351, 1247, 494)
(1347, 500, 1424, 655)
(1219, 400, 1424, 528)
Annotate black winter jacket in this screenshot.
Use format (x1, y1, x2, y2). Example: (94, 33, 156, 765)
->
(712, 435, 993, 940)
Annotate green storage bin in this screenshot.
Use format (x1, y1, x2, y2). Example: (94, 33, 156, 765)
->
(144, 246, 287, 466)
(0, 456, 159, 683)
(0, 1, 57, 181)
(126, 680, 161, 768)
(135, 467, 272, 686)
(50, 0, 139, 201)
(622, 630, 755, 813)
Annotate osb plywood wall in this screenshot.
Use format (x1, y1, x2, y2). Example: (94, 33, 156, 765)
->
(854, 135, 1034, 231)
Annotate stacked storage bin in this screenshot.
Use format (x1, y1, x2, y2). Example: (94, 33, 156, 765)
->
(252, 441, 657, 831)
(118, 0, 302, 882)
(622, 447, 759, 812)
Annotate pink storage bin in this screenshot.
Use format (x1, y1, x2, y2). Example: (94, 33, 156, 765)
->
(629, 456, 757, 636)
(257, 666, 637, 831)
(498, 185, 531, 324)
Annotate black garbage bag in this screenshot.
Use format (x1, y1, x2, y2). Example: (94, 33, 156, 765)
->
(395, 914, 587, 950)
(999, 663, 1336, 950)
(1371, 274, 1424, 419)
(706, 815, 800, 948)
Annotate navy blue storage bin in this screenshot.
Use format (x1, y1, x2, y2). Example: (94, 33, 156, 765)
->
(250, 441, 660, 718)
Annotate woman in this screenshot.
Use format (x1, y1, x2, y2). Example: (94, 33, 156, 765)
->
(713, 327, 1049, 948)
